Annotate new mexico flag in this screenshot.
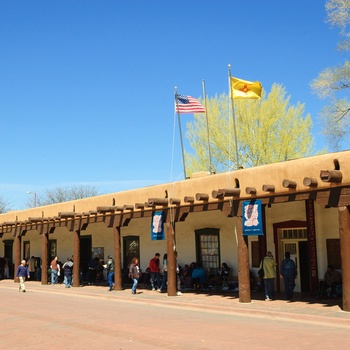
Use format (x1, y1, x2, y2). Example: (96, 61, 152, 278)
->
(230, 76, 262, 99)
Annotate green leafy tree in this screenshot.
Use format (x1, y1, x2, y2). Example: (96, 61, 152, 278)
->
(36, 185, 99, 206)
(185, 84, 314, 175)
(311, 0, 350, 150)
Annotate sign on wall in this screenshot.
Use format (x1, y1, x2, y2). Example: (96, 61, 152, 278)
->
(242, 199, 263, 236)
(150, 211, 165, 240)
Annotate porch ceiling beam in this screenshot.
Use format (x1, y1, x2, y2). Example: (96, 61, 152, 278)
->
(58, 212, 77, 218)
(195, 193, 209, 201)
(2, 186, 350, 233)
(146, 198, 168, 207)
(245, 187, 257, 195)
(97, 206, 117, 213)
(320, 170, 342, 183)
(282, 179, 297, 189)
(170, 198, 181, 205)
(303, 177, 318, 187)
(212, 188, 240, 199)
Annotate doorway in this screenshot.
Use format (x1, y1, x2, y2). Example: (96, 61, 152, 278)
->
(80, 235, 92, 282)
(281, 240, 310, 293)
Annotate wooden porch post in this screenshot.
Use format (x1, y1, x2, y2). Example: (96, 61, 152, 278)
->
(73, 230, 80, 287)
(166, 222, 177, 296)
(13, 235, 21, 283)
(113, 226, 122, 290)
(236, 216, 251, 303)
(41, 233, 49, 285)
(339, 206, 350, 312)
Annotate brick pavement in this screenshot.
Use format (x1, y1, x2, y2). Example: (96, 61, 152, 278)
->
(1, 279, 349, 328)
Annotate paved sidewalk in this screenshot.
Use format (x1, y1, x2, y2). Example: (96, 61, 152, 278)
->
(1, 279, 350, 328)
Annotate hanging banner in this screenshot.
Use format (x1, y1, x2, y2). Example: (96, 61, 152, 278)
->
(242, 199, 263, 236)
(150, 211, 165, 240)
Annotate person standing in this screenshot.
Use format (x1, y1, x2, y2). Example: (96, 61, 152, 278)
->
(63, 257, 74, 288)
(260, 251, 277, 301)
(50, 257, 59, 285)
(129, 257, 140, 295)
(175, 251, 182, 295)
(88, 256, 99, 285)
(35, 256, 42, 281)
(105, 255, 115, 291)
(159, 253, 168, 293)
(28, 256, 36, 280)
(149, 253, 161, 291)
(16, 260, 30, 292)
(280, 252, 297, 300)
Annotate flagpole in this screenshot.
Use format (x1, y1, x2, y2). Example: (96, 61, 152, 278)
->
(174, 87, 188, 179)
(202, 79, 212, 174)
(228, 64, 240, 169)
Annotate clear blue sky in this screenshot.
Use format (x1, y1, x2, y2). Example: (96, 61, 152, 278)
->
(0, 0, 345, 210)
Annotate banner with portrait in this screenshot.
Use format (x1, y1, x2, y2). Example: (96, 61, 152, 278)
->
(150, 211, 165, 240)
(242, 199, 263, 236)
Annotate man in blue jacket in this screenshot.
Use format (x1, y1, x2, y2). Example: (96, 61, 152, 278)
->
(16, 260, 30, 293)
(280, 252, 297, 300)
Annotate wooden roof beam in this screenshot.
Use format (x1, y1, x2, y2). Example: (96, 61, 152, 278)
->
(58, 212, 77, 218)
(195, 193, 209, 201)
(212, 188, 240, 199)
(146, 198, 168, 207)
(245, 187, 257, 195)
(97, 206, 117, 213)
(282, 179, 297, 189)
(320, 170, 342, 183)
(262, 184, 275, 192)
(303, 177, 318, 187)
(184, 196, 194, 203)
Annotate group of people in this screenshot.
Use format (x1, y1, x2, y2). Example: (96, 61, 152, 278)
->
(50, 256, 74, 288)
(14, 250, 343, 300)
(127, 252, 183, 295)
(260, 250, 343, 301)
(260, 251, 297, 301)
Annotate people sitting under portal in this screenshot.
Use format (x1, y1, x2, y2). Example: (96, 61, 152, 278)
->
(220, 262, 230, 278)
(323, 264, 342, 298)
(191, 262, 206, 291)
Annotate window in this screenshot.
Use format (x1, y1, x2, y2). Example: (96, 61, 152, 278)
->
(195, 228, 220, 275)
(281, 228, 307, 239)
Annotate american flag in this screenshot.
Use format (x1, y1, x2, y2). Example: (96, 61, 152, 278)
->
(175, 94, 206, 114)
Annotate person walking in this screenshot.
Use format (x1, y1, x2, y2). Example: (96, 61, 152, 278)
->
(159, 253, 168, 293)
(149, 253, 161, 291)
(280, 251, 297, 300)
(16, 260, 30, 292)
(129, 257, 140, 295)
(63, 257, 74, 288)
(260, 251, 277, 301)
(105, 255, 115, 291)
(50, 257, 60, 285)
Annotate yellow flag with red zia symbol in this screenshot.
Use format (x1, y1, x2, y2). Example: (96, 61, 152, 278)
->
(230, 76, 262, 99)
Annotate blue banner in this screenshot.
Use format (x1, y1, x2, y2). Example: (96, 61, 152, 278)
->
(242, 199, 263, 236)
(150, 211, 165, 240)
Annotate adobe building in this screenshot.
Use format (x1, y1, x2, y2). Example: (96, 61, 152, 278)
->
(0, 150, 350, 310)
